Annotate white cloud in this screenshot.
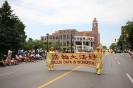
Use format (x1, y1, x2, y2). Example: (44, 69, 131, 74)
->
(1, 0, 133, 25)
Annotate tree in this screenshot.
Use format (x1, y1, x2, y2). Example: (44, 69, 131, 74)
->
(102, 46, 107, 49)
(0, 1, 27, 55)
(24, 38, 45, 53)
(109, 43, 116, 50)
(118, 20, 133, 50)
(124, 21, 133, 49)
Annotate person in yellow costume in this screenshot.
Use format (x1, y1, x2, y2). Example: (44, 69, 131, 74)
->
(110, 49, 113, 55)
(47, 47, 55, 70)
(95, 47, 103, 75)
(102, 49, 106, 55)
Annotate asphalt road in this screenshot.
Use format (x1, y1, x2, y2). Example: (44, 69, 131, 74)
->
(0, 52, 133, 88)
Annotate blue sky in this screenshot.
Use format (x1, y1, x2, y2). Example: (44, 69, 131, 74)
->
(0, 0, 133, 48)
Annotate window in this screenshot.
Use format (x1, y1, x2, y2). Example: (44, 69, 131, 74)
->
(63, 35, 66, 39)
(50, 36, 52, 39)
(41, 37, 44, 41)
(77, 37, 79, 40)
(53, 36, 55, 39)
(83, 37, 85, 40)
(60, 35, 62, 40)
(80, 37, 82, 40)
(56, 36, 58, 39)
(67, 35, 69, 39)
(63, 41, 66, 46)
(67, 41, 69, 45)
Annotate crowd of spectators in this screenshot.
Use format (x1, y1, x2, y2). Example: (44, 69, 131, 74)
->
(0, 49, 45, 67)
(124, 49, 133, 59)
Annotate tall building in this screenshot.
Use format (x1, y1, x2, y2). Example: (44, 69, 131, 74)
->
(41, 18, 100, 52)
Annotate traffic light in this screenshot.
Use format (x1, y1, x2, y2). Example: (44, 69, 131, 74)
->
(126, 34, 129, 38)
(115, 39, 116, 42)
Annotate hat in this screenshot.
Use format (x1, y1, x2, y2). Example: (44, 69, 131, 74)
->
(50, 47, 54, 50)
(96, 47, 100, 49)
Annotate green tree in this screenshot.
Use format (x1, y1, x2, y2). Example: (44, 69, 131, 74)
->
(0, 1, 27, 55)
(102, 46, 107, 49)
(118, 20, 133, 50)
(24, 38, 45, 53)
(124, 21, 133, 49)
(110, 43, 116, 50)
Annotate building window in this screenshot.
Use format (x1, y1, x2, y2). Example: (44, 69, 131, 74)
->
(67, 41, 69, 45)
(63, 35, 66, 39)
(50, 36, 52, 39)
(77, 37, 79, 40)
(60, 35, 62, 40)
(53, 36, 55, 39)
(80, 37, 82, 40)
(83, 37, 85, 40)
(67, 35, 69, 39)
(63, 41, 66, 46)
(56, 36, 58, 39)
(41, 37, 43, 41)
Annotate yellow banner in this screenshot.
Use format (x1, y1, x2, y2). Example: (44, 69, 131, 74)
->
(46, 53, 96, 68)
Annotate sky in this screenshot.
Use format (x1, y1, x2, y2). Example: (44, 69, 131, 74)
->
(0, 0, 133, 48)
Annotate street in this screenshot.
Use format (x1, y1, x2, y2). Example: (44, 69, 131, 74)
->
(0, 52, 133, 88)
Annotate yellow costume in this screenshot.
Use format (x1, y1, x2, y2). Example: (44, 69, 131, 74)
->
(47, 47, 55, 70)
(95, 47, 103, 75)
(110, 49, 113, 55)
(102, 49, 106, 55)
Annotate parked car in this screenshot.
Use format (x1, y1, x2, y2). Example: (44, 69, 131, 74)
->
(116, 49, 121, 53)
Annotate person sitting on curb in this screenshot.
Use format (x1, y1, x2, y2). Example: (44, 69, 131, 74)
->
(5, 57, 11, 66)
(0, 57, 6, 67)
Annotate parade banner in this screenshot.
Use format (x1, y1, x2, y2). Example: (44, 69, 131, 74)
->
(46, 53, 96, 68)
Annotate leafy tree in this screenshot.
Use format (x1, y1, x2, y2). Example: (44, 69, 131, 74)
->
(118, 20, 133, 50)
(109, 43, 116, 50)
(24, 38, 45, 53)
(124, 21, 133, 49)
(102, 46, 107, 49)
(0, 1, 27, 55)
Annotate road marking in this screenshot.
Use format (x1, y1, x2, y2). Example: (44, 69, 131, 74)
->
(38, 66, 82, 88)
(0, 72, 13, 76)
(117, 61, 120, 64)
(126, 73, 133, 83)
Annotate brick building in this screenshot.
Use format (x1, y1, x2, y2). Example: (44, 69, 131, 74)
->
(41, 18, 100, 52)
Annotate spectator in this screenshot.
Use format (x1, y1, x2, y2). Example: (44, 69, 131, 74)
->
(0, 57, 6, 67)
(35, 53, 42, 60)
(15, 54, 21, 63)
(10, 58, 15, 65)
(8, 49, 12, 59)
(5, 57, 11, 66)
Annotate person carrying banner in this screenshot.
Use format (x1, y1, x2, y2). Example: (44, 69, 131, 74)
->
(95, 47, 103, 75)
(47, 47, 55, 70)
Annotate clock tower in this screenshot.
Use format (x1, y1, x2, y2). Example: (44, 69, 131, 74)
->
(92, 17, 99, 48)
(92, 17, 98, 29)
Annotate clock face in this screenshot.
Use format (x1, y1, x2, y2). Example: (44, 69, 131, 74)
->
(94, 24, 96, 26)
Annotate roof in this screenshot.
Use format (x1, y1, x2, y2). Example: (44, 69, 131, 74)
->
(93, 17, 98, 23)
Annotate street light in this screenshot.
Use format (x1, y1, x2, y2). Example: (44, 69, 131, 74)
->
(71, 31, 75, 53)
(46, 33, 49, 52)
(71, 33, 72, 53)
